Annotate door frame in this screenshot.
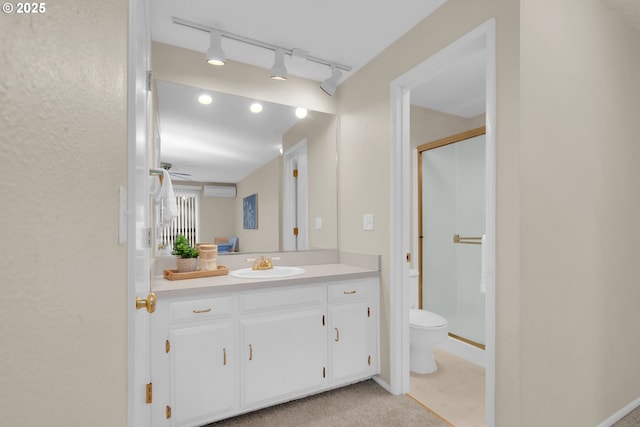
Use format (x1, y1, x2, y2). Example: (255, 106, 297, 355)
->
(389, 19, 496, 427)
(127, 0, 152, 425)
(283, 139, 309, 251)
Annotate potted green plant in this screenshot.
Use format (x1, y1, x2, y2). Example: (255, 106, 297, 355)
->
(172, 234, 199, 272)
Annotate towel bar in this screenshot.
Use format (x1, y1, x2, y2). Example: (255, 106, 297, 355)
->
(149, 169, 164, 184)
(453, 234, 483, 245)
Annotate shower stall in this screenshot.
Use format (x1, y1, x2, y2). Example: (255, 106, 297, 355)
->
(419, 128, 486, 348)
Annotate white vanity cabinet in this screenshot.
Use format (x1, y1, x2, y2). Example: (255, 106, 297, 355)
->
(151, 296, 238, 427)
(327, 280, 379, 383)
(169, 320, 235, 425)
(150, 274, 379, 427)
(239, 285, 326, 408)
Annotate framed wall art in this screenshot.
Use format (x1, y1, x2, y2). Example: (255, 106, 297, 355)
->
(243, 193, 258, 229)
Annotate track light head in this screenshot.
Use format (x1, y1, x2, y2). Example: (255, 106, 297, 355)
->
(270, 49, 288, 80)
(206, 30, 226, 66)
(320, 67, 343, 96)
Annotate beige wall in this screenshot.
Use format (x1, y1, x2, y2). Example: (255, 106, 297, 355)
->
(236, 158, 281, 252)
(0, 1, 129, 426)
(519, 0, 640, 425)
(201, 195, 236, 244)
(411, 106, 485, 149)
(337, 3, 521, 426)
(283, 113, 339, 250)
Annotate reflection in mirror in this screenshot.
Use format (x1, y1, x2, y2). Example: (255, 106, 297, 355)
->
(154, 81, 337, 255)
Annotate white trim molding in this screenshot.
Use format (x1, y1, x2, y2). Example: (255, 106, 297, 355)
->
(389, 18, 497, 427)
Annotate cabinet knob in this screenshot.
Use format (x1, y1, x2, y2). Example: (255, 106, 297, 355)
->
(249, 344, 253, 361)
(334, 327, 340, 342)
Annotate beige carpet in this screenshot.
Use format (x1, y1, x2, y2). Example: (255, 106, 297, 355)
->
(206, 380, 450, 427)
(613, 405, 640, 426)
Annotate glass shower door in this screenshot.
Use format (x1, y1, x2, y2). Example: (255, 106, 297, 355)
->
(421, 133, 485, 347)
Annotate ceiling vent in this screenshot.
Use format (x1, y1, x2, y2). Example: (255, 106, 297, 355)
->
(204, 185, 237, 198)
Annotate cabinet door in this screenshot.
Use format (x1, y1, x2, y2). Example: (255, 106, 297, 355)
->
(170, 320, 235, 427)
(241, 308, 326, 407)
(328, 301, 373, 382)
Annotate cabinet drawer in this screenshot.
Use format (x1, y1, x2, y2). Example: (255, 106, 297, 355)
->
(328, 280, 372, 303)
(240, 285, 324, 313)
(169, 296, 233, 323)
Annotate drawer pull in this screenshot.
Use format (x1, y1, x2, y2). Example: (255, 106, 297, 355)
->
(335, 327, 340, 342)
(249, 344, 253, 361)
(343, 290, 357, 295)
(223, 348, 227, 366)
(192, 308, 212, 314)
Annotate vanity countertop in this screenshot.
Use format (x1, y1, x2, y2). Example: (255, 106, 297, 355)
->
(151, 262, 379, 296)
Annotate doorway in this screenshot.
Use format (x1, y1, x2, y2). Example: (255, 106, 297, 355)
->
(412, 128, 487, 426)
(283, 139, 308, 251)
(389, 19, 496, 427)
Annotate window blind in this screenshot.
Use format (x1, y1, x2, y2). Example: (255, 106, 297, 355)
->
(159, 186, 201, 252)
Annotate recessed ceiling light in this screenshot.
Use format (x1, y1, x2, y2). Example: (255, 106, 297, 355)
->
(198, 94, 213, 105)
(295, 107, 308, 119)
(250, 102, 263, 113)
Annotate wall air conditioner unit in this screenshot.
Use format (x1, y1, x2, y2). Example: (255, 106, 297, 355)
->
(204, 185, 237, 198)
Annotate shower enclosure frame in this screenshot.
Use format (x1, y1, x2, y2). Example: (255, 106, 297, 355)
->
(417, 126, 486, 349)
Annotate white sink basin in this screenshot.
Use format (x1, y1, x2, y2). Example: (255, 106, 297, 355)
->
(230, 266, 306, 279)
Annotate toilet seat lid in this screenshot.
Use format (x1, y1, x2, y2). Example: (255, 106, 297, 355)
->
(410, 309, 448, 328)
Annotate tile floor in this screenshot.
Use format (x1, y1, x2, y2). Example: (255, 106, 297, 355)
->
(409, 348, 640, 427)
(409, 348, 485, 427)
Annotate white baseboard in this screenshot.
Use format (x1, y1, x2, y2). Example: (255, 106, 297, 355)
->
(437, 336, 485, 368)
(372, 375, 394, 394)
(597, 396, 640, 427)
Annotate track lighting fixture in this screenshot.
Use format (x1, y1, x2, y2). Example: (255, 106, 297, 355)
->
(270, 49, 288, 80)
(205, 30, 226, 66)
(172, 17, 351, 89)
(320, 67, 343, 96)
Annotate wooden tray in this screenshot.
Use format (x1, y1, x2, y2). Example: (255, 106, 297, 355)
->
(163, 265, 229, 281)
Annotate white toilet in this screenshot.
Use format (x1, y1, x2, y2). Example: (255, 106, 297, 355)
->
(409, 269, 448, 374)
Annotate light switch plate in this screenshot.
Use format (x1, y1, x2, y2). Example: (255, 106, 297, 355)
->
(315, 217, 322, 230)
(363, 213, 374, 231)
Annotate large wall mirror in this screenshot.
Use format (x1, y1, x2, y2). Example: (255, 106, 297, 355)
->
(152, 78, 338, 255)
